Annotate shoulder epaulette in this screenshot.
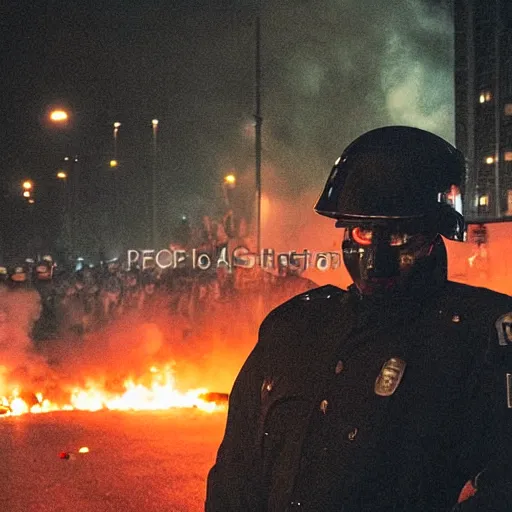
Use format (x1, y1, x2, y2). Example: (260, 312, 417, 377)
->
(293, 284, 346, 302)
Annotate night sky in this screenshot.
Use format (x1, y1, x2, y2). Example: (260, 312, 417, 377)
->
(1, 0, 454, 263)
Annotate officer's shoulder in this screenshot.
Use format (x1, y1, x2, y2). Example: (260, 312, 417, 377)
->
(445, 281, 512, 316)
(260, 285, 347, 337)
(261, 285, 346, 325)
(281, 284, 345, 308)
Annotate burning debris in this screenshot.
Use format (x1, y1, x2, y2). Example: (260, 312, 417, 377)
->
(0, 266, 314, 417)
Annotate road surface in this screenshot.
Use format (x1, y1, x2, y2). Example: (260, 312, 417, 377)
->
(0, 409, 227, 512)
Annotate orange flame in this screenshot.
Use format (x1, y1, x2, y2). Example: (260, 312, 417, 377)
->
(0, 364, 224, 417)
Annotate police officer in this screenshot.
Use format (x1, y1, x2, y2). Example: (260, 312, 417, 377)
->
(205, 126, 512, 511)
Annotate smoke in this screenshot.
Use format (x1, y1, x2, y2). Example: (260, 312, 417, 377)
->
(0, 287, 47, 400)
(231, 0, 455, 279)
(94, 0, 455, 238)
(380, 2, 454, 140)
(258, 0, 454, 185)
(24, 279, 312, 402)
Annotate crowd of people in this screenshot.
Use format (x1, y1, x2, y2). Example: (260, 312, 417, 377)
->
(0, 249, 317, 344)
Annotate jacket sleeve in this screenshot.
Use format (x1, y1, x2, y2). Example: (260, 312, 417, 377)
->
(205, 318, 271, 512)
(452, 306, 512, 511)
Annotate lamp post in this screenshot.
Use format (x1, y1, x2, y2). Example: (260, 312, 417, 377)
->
(48, 107, 76, 261)
(223, 173, 236, 208)
(56, 170, 72, 255)
(113, 122, 121, 161)
(110, 121, 121, 249)
(21, 180, 36, 256)
(151, 119, 159, 248)
(254, 1, 262, 254)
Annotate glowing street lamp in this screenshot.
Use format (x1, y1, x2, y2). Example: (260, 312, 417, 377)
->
(23, 190, 31, 198)
(22, 180, 33, 190)
(56, 171, 68, 179)
(109, 159, 119, 168)
(49, 109, 69, 123)
(28, 198, 35, 204)
(151, 119, 159, 247)
(113, 122, 121, 160)
(224, 174, 236, 186)
(222, 173, 236, 208)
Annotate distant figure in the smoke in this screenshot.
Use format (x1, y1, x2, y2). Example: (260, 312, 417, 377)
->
(467, 222, 489, 282)
(100, 262, 123, 323)
(81, 267, 100, 331)
(176, 215, 192, 249)
(6, 265, 41, 335)
(0, 265, 46, 397)
(206, 126, 512, 511)
(222, 209, 236, 240)
(138, 271, 159, 318)
(120, 269, 142, 313)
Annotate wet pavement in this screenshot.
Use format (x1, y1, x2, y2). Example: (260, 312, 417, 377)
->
(0, 409, 227, 512)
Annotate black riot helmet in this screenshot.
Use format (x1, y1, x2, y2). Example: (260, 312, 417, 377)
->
(315, 125, 465, 239)
(315, 126, 466, 298)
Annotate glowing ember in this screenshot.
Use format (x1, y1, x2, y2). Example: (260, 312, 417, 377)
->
(0, 365, 224, 417)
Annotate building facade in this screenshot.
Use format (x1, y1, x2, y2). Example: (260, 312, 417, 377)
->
(454, 0, 512, 220)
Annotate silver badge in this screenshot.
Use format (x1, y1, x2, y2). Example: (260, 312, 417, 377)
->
(375, 358, 406, 397)
(496, 313, 512, 346)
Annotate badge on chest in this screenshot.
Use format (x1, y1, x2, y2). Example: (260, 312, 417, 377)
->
(375, 357, 407, 397)
(496, 313, 512, 346)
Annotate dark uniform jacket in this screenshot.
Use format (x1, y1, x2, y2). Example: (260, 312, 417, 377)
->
(206, 281, 512, 511)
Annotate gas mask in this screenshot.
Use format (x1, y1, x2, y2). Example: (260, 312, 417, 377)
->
(342, 224, 443, 298)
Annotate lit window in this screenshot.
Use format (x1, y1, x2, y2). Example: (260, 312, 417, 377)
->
(485, 156, 495, 164)
(479, 91, 492, 103)
(505, 151, 512, 162)
(505, 104, 512, 116)
(479, 195, 489, 206)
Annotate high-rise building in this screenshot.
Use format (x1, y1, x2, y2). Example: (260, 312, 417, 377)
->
(454, 0, 512, 220)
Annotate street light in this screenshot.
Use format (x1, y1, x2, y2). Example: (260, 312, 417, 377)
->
(224, 174, 236, 187)
(254, 0, 263, 254)
(49, 109, 69, 123)
(151, 119, 159, 248)
(56, 171, 67, 179)
(23, 190, 31, 198)
(22, 180, 33, 190)
(109, 159, 119, 168)
(113, 122, 121, 160)
(222, 173, 237, 209)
